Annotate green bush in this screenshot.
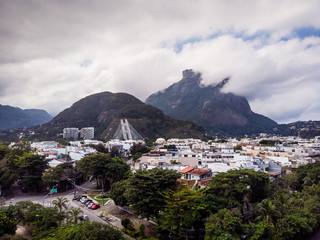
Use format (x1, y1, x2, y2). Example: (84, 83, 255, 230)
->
(123, 228, 140, 237)
(139, 224, 145, 238)
(0, 235, 29, 240)
(121, 218, 135, 231)
(0, 211, 17, 237)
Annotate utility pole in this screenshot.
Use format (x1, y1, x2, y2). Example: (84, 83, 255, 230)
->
(102, 179, 104, 206)
(42, 184, 59, 206)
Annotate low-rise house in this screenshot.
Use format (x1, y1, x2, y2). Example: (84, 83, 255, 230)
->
(43, 151, 58, 160)
(135, 150, 179, 170)
(179, 167, 212, 187)
(178, 152, 200, 167)
(48, 159, 65, 168)
(206, 162, 237, 174)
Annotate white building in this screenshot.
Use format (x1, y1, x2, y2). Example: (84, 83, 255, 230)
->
(63, 128, 79, 139)
(80, 127, 94, 140)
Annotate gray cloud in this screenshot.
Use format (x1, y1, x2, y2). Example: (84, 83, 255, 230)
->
(0, 0, 320, 122)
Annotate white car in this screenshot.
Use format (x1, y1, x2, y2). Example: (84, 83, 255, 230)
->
(87, 202, 94, 208)
(80, 215, 89, 221)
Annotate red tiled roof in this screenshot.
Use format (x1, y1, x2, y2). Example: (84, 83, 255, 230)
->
(43, 152, 58, 155)
(179, 167, 211, 176)
(189, 168, 211, 176)
(179, 167, 194, 173)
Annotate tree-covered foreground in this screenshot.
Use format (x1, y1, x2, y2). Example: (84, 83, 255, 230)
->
(0, 140, 131, 193)
(0, 200, 125, 240)
(2, 140, 320, 239)
(111, 164, 320, 240)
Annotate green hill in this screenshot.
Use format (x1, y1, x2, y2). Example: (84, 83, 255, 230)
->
(32, 91, 205, 140)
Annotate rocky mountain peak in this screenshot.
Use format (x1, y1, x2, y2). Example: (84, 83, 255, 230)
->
(146, 70, 277, 136)
(180, 69, 202, 87)
(216, 77, 230, 89)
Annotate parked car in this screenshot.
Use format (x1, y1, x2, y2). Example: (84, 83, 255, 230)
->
(78, 195, 86, 200)
(78, 195, 87, 201)
(80, 197, 88, 203)
(80, 215, 89, 221)
(87, 202, 94, 208)
(73, 195, 81, 200)
(91, 204, 100, 210)
(83, 199, 92, 204)
(85, 200, 93, 206)
(21, 186, 28, 193)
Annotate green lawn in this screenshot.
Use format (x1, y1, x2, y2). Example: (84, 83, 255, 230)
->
(89, 194, 110, 205)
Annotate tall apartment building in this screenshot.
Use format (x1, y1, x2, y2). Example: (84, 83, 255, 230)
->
(80, 127, 94, 140)
(63, 128, 79, 139)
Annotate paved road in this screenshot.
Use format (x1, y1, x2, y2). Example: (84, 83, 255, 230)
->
(4, 187, 105, 224)
(3, 183, 135, 239)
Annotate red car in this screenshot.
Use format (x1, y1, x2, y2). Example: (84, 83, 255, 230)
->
(91, 204, 100, 210)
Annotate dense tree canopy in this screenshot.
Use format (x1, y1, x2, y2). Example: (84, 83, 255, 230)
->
(207, 169, 270, 209)
(52, 221, 125, 240)
(289, 161, 320, 191)
(259, 140, 282, 146)
(0, 210, 17, 237)
(42, 162, 78, 191)
(0, 201, 65, 239)
(77, 153, 130, 190)
(0, 140, 32, 189)
(160, 186, 207, 238)
(0, 148, 49, 191)
(110, 180, 129, 206)
(204, 163, 320, 240)
(126, 168, 181, 219)
(18, 153, 50, 191)
(0, 201, 125, 240)
(0, 143, 8, 160)
(205, 208, 242, 240)
(130, 142, 149, 161)
(90, 143, 109, 153)
(4, 138, 320, 240)
(130, 142, 149, 155)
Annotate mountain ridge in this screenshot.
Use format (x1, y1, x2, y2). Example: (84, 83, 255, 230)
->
(26, 91, 205, 141)
(0, 104, 53, 130)
(146, 69, 277, 136)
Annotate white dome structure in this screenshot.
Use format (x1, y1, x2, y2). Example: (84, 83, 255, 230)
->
(155, 138, 166, 145)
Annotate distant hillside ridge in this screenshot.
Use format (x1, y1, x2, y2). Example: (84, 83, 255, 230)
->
(29, 91, 205, 141)
(0, 104, 53, 130)
(273, 121, 320, 138)
(146, 69, 278, 136)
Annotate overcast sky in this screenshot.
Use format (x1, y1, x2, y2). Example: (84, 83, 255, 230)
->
(1, 0, 320, 123)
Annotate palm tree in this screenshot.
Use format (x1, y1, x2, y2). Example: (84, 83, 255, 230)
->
(67, 207, 83, 224)
(52, 196, 69, 212)
(255, 199, 281, 225)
